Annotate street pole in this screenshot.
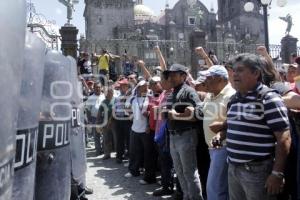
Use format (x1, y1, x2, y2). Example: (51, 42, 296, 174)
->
(262, 4, 270, 53)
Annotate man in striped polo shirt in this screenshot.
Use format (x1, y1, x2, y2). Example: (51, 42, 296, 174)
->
(225, 53, 291, 200)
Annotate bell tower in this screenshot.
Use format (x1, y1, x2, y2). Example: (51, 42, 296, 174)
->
(84, 0, 135, 40)
(136, 0, 143, 5)
(217, 0, 265, 44)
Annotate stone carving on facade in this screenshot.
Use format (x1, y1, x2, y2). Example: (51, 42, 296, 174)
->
(187, 0, 197, 8)
(94, 0, 130, 8)
(279, 14, 293, 35)
(58, 0, 76, 24)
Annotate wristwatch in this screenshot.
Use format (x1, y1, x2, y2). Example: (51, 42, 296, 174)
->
(271, 170, 285, 179)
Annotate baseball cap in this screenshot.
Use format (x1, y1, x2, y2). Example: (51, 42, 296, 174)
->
(206, 65, 228, 80)
(86, 80, 94, 86)
(136, 80, 148, 87)
(137, 76, 145, 82)
(155, 66, 162, 71)
(150, 76, 161, 84)
(291, 53, 297, 57)
(283, 63, 297, 70)
(114, 82, 120, 88)
(127, 73, 137, 78)
(118, 78, 129, 85)
(193, 70, 209, 85)
(295, 57, 300, 65)
(278, 65, 287, 73)
(163, 63, 188, 76)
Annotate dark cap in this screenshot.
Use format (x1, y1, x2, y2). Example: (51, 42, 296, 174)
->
(163, 64, 188, 76)
(295, 57, 300, 65)
(291, 52, 297, 57)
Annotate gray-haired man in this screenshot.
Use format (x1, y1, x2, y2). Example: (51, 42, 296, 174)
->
(226, 53, 291, 200)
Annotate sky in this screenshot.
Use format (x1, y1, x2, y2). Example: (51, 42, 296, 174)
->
(31, 0, 300, 45)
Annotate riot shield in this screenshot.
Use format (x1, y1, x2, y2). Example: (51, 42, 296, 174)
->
(0, 1, 26, 199)
(68, 56, 87, 186)
(12, 32, 46, 200)
(35, 51, 72, 200)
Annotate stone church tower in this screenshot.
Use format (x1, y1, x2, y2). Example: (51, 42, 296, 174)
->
(217, 0, 265, 44)
(136, 0, 143, 5)
(83, 0, 135, 40)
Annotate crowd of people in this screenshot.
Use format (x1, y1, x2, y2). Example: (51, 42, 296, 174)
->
(78, 45, 300, 200)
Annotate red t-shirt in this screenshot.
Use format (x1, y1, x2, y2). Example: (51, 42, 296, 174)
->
(292, 83, 299, 94)
(147, 96, 160, 131)
(154, 90, 172, 134)
(290, 82, 295, 90)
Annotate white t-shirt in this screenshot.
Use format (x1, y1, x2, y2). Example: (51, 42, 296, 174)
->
(86, 93, 105, 118)
(131, 96, 149, 133)
(113, 89, 120, 98)
(83, 60, 92, 74)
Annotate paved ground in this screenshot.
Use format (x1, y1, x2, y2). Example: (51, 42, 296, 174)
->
(85, 148, 173, 200)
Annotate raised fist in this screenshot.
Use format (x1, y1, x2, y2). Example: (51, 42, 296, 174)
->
(256, 46, 268, 56)
(154, 46, 160, 52)
(195, 47, 207, 58)
(137, 60, 145, 66)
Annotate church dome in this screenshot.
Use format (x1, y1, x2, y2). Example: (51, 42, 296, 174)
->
(134, 4, 155, 17)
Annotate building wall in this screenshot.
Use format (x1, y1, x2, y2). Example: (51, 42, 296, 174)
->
(167, 0, 212, 38)
(165, 0, 217, 70)
(84, 0, 135, 40)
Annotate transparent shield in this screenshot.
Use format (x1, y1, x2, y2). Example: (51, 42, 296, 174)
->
(12, 31, 46, 200)
(0, 0, 26, 199)
(35, 52, 72, 200)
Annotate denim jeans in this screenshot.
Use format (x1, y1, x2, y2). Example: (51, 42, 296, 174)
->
(228, 159, 277, 200)
(157, 144, 173, 189)
(170, 129, 203, 200)
(207, 147, 228, 200)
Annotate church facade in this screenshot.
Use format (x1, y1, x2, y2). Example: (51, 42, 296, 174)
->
(81, 0, 265, 75)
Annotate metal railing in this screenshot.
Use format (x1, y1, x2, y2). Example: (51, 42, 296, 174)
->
(80, 38, 300, 76)
(27, 1, 60, 50)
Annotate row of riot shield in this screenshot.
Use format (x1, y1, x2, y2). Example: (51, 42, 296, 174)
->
(0, 0, 27, 199)
(13, 37, 87, 200)
(0, 2, 87, 199)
